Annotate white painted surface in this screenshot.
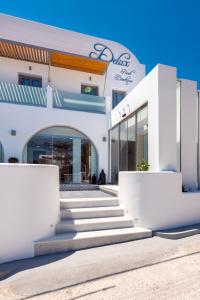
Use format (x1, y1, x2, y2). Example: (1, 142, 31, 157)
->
(0, 102, 108, 176)
(180, 79, 198, 190)
(119, 171, 200, 231)
(0, 164, 59, 263)
(111, 64, 177, 172)
(0, 13, 145, 99)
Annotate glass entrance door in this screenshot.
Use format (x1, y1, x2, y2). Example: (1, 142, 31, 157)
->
(24, 126, 98, 184)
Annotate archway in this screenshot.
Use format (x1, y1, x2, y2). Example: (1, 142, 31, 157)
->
(23, 126, 98, 184)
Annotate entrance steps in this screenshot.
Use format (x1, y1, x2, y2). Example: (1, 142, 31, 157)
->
(34, 194, 152, 256)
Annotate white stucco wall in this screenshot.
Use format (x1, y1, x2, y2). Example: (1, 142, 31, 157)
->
(0, 57, 105, 96)
(0, 164, 59, 263)
(0, 102, 108, 176)
(180, 79, 198, 190)
(111, 64, 177, 172)
(0, 13, 146, 100)
(119, 171, 200, 231)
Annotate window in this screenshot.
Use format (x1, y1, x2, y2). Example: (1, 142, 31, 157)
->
(19, 75, 42, 88)
(81, 85, 98, 96)
(112, 90, 126, 108)
(109, 105, 148, 184)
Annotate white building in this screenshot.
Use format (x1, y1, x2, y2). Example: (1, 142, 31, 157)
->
(1, 13, 200, 264)
(0, 13, 145, 185)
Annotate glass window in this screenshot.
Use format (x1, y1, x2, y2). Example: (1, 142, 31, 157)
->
(109, 125, 119, 184)
(19, 75, 42, 88)
(23, 126, 98, 184)
(119, 120, 128, 171)
(112, 91, 126, 108)
(81, 85, 98, 96)
(136, 106, 148, 165)
(0, 142, 4, 162)
(127, 115, 136, 170)
(109, 105, 148, 183)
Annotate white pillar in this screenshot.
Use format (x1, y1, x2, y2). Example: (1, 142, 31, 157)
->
(73, 139, 81, 183)
(47, 85, 52, 109)
(180, 79, 198, 190)
(148, 65, 177, 171)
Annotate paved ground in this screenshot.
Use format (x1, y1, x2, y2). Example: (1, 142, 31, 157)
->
(6, 250, 199, 300)
(1, 234, 200, 299)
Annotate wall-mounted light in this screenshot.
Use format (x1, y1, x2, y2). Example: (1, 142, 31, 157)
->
(10, 129, 16, 136)
(127, 103, 131, 113)
(122, 108, 127, 118)
(102, 136, 107, 142)
(29, 66, 32, 71)
(89, 76, 92, 81)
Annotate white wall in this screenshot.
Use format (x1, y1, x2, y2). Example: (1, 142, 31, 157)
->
(0, 57, 105, 96)
(111, 64, 177, 172)
(0, 164, 59, 263)
(180, 79, 198, 190)
(0, 13, 146, 101)
(119, 171, 200, 231)
(0, 101, 108, 177)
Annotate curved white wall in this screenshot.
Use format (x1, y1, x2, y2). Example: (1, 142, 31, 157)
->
(119, 171, 200, 231)
(0, 164, 59, 264)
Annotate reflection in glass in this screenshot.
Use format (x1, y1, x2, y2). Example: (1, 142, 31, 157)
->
(136, 106, 148, 165)
(23, 126, 98, 184)
(0, 143, 3, 162)
(119, 121, 128, 171)
(128, 115, 136, 170)
(109, 105, 148, 183)
(109, 125, 119, 184)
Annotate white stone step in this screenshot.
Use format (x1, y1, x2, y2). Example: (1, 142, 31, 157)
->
(56, 216, 133, 233)
(35, 227, 152, 256)
(61, 206, 124, 220)
(60, 197, 119, 209)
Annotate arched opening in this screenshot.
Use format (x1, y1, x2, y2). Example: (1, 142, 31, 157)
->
(0, 142, 4, 162)
(23, 126, 98, 184)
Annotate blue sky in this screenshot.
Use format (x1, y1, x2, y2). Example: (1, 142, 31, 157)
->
(1, 0, 200, 87)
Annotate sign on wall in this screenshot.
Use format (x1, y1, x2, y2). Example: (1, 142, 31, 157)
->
(89, 43, 136, 85)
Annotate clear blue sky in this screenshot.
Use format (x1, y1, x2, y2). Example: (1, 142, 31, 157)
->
(1, 0, 200, 87)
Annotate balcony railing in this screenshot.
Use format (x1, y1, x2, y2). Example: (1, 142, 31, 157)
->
(0, 81, 106, 114)
(53, 89, 106, 114)
(0, 81, 47, 107)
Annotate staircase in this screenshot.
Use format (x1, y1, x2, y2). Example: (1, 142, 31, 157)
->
(34, 195, 152, 256)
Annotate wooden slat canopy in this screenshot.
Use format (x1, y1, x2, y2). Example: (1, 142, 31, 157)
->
(51, 52, 107, 75)
(0, 40, 108, 75)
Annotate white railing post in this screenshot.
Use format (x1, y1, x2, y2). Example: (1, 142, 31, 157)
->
(47, 85, 53, 109)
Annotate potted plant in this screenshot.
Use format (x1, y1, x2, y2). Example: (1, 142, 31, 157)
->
(137, 159, 150, 171)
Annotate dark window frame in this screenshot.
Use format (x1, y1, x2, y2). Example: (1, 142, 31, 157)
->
(112, 90, 126, 108)
(81, 84, 99, 96)
(18, 74, 42, 88)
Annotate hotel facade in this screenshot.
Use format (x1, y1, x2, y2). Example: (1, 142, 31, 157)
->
(0, 13, 146, 185)
(1, 14, 200, 264)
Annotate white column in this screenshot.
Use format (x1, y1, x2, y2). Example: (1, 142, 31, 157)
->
(46, 85, 53, 109)
(73, 139, 81, 183)
(180, 79, 198, 190)
(148, 65, 177, 171)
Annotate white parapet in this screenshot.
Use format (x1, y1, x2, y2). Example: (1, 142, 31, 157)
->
(0, 164, 59, 264)
(119, 171, 200, 231)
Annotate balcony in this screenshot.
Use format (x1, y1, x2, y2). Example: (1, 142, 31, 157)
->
(0, 81, 47, 107)
(53, 89, 105, 114)
(0, 81, 106, 114)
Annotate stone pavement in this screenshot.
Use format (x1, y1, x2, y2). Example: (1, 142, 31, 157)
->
(1, 234, 200, 299)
